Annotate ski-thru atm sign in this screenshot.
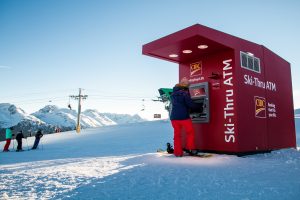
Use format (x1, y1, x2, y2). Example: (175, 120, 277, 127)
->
(143, 24, 296, 155)
(222, 59, 235, 144)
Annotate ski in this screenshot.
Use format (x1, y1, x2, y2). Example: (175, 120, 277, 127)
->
(156, 149, 213, 158)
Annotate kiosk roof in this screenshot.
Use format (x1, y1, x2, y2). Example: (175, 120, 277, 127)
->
(142, 24, 259, 63)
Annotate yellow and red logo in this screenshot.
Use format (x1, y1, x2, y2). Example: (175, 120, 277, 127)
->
(190, 62, 202, 77)
(254, 96, 266, 118)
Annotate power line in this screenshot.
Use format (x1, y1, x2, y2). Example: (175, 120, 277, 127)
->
(0, 89, 75, 100)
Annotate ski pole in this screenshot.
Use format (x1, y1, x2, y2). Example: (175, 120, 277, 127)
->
(41, 139, 44, 150)
(25, 137, 29, 151)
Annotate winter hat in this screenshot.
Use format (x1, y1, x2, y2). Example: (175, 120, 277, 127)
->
(179, 77, 190, 86)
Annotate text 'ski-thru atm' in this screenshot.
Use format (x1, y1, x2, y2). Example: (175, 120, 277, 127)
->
(142, 24, 296, 155)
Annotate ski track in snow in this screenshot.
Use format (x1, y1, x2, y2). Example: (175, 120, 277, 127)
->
(0, 155, 144, 200)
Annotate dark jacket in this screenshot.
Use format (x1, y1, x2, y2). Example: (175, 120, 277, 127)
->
(170, 84, 200, 120)
(16, 132, 24, 141)
(35, 131, 43, 139)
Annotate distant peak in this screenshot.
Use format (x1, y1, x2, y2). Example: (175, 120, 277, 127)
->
(84, 109, 98, 113)
(39, 105, 59, 113)
(0, 103, 26, 115)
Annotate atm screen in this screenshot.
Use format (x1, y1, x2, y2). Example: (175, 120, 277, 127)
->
(190, 88, 206, 97)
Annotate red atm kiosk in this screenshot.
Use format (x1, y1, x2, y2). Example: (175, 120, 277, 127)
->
(142, 24, 296, 155)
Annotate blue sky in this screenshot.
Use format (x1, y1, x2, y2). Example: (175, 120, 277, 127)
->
(0, 0, 299, 119)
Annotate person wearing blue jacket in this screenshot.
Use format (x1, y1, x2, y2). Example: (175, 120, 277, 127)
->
(3, 127, 14, 152)
(32, 130, 43, 150)
(170, 77, 201, 157)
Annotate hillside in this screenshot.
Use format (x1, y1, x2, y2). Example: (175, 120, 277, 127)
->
(32, 105, 117, 130)
(0, 121, 300, 200)
(0, 104, 146, 141)
(0, 103, 43, 128)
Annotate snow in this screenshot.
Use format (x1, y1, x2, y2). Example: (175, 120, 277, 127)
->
(0, 104, 146, 135)
(0, 120, 300, 200)
(82, 109, 116, 126)
(103, 113, 145, 124)
(0, 103, 42, 128)
(32, 105, 117, 128)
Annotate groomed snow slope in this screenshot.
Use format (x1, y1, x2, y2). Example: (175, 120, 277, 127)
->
(0, 121, 300, 200)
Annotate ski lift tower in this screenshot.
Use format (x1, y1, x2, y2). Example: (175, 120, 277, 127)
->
(70, 88, 88, 133)
(142, 24, 296, 155)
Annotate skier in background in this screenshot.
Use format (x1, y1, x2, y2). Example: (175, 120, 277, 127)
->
(32, 130, 43, 150)
(170, 77, 202, 157)
(3, 127, 14, 152)
(16, 130, 25, 152)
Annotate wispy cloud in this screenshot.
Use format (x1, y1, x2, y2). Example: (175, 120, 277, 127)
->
(0, 65, 12, 69)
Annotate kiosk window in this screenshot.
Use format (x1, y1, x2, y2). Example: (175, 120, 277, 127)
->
(240, 51, 261, 73)
(254, 58, 260, 72)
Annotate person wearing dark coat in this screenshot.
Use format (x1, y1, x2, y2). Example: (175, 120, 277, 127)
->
(16, 130, 25, 152)
(170, 77, 202, 157)
(32, 130, 43, 150)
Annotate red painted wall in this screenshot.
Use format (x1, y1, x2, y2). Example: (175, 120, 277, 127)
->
(234, 46, 268, 152)
(263, 47, 296, 149)
(179, 50, 239, 152)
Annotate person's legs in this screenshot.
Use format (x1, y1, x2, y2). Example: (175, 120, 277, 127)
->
(32, 138, 40, 149)
(171, 120, 183, 156)
(17, 140, 22, 151)
(182, 119, 196, 150)
(3, 139, 11, 151)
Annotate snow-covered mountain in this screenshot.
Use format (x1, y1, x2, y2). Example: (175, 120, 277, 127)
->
(102, 113, 145, 124)
(32, 106, 143, 129)
(295, 109, 300, 137)
(295, 108, 300, 118)
(0, 104, 55, 141)
(32, 105, 77, 130)
(0, 103, 43, 128)
(0, 103, 146, 141)
(82, 109, 117, 126)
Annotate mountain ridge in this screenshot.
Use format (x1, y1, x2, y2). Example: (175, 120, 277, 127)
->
(0, 103, 146, 141)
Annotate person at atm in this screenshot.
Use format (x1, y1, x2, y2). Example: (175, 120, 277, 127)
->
(170, 77, 202, 157)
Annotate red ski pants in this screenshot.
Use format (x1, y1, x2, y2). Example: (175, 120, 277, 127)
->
(3, 139, 11, 151)
(171, 119, 195, 156)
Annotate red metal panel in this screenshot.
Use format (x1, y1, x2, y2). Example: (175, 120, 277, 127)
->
(234, 47, 268, 152)
(263, 47, 296, 149)
(179, 50, 239, 152)
(142, 24, 259, 64)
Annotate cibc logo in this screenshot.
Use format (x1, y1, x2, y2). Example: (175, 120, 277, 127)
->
(254, 96, 266, 118)
(190, 61, 202, 77)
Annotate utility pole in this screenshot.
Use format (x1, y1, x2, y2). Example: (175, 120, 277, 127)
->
(70, 88, 88, 133)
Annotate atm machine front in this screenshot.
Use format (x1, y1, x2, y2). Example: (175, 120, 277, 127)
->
(189, 82, 210, 123)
